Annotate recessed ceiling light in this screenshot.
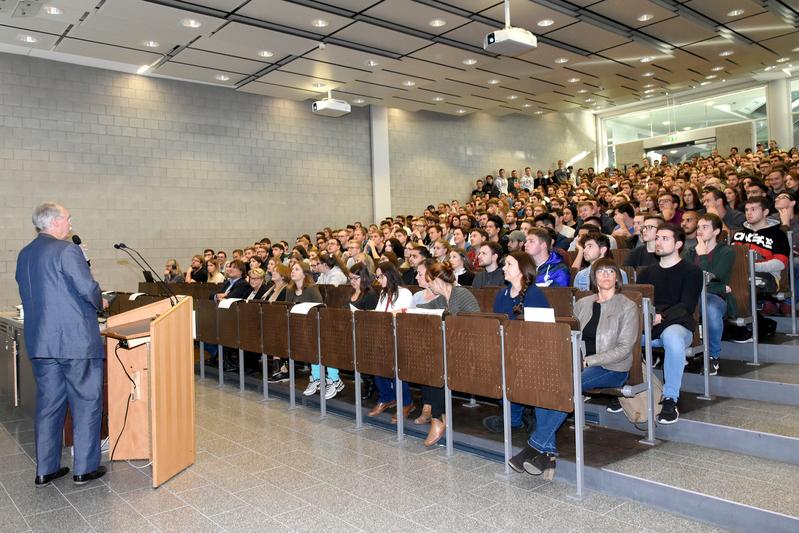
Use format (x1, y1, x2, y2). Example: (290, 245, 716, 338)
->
(727, 9, 745, 17)
(683, 126, 692, 131)
(456, 109, 466, 114)
(719, 50, 734, 57)
(365, 59, 379, 67)
(776, 57, 790, 63)
(554, 57, 569, 64)
(312, 82, 326, 88)
(402, 80, 416, 87)
(215, 74, 230, 81)
(487, 78, 500, 85)
(700, 81, 711, 85)
(258, 50, 274, 58)
(43, 6, 62, 15)
(793, 46, 799, 52)
(537, 19, 554, 27)
(462, 58, 477, 65)
(506, 95, 518, 100)
(643, 89, 655, 94)
(661, 121, 670, 125)
(522, 103, 532, 108)
(711, 66, 725, 72)
(142, 40, 160, 48)
(181, 18, 201, 28)
(643, 83, 654, 88)
(764, 66, 775, 71)
(644, 94, 654, 98)
(432, 96, 444, 102)
(353, 98, 365, 104)
(534, 111, 543, 115)
(705, 74, 717, 79)
(642, 71, 655, 77)
(428, 18, 446, 27)
(311, 18, 329, 28)
(640, 56, 655, 63)
(567, 77, 580, 83)
(637, 14, 654, 22)
(584, 98, 594, 103)
(18, 34, 38, 43)
(576, 89, 588, 94)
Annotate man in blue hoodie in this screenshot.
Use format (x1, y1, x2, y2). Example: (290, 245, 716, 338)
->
(524, 228, 570, 287)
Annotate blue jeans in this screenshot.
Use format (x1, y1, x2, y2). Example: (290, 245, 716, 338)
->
(650, 324, 693, 401)
(374, 376, 412, 406)
(705, 293, 726, 359)
(311, 364, 339, 382)
(529, 366, 627, 455)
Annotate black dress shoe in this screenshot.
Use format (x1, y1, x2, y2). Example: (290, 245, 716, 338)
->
(361, 378, 375, 400)
(35, 467, 70, 487)
(73, 465, 106, 485)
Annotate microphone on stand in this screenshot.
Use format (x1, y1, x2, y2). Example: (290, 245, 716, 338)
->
(113, 243, 177, 306)
(72, 235, 91, 267)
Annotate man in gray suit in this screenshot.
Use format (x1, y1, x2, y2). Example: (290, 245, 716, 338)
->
(15, 202, 107, 487)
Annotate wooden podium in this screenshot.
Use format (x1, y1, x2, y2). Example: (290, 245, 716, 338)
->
(101, 296, 195, 488)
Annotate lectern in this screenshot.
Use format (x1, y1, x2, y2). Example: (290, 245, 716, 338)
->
(101, 296, 195, 488)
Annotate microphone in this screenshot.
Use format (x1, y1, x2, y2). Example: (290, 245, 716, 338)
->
(72, 235, 91, 267)
(113, 243, 177, 306)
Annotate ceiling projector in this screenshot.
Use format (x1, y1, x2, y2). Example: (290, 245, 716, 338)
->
(484, 27, 538, 55)
(312, 98, 351, 117)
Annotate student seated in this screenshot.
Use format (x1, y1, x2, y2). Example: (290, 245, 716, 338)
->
(571, 233, 628, 291)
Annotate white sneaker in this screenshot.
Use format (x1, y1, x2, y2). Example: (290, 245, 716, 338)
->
(303, 379, 320, 396)
(324, 379, 345, 400)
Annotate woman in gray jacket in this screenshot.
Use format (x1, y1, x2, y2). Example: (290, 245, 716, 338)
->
(509, 258, 637, 478)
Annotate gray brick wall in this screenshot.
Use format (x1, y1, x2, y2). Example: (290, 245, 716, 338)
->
(388, 108, 596, 215)
(0, 53, 373, 308)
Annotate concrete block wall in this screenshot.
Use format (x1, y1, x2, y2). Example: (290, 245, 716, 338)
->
(387, 108, 596, 215)
(0, 53, 373, 308)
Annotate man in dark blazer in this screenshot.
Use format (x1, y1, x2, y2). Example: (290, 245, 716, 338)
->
(15, 202, 107, 487)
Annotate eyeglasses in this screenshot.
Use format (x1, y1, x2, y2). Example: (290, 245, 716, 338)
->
(348, 275, 360, 281)
(641, 224, 658, 231)
(595, 268, 616, 276)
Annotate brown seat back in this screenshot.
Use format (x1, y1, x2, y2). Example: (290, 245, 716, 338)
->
(196, 298, 218, 344)
(468, 287, 502, 313)
(395, 313, 445, 387)
(616, 290, 644, 385)
(729, 245, 752, 318)
(322, 285, 354, 309)
(110, 293, 132, 314)
(237, 302, 263, 353)
(168, 283, 194, 297)
(217, 302, 239, 348)
(611, 248, 630, 265)
(289, 306, 321, 364)
(505, 321, 574, 412)
(445, 315, 506, 399)
(354, 311, 395, 378)
(261, 303, 290, 358)
(319, 308, 355, 372)
(539, 286, 575, 318)
(138, 282, 161, 296)
(621, 266, 636, 284)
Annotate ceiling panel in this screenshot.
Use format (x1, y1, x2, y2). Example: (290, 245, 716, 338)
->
(408, 43, 488, 69)
(759, 33, 799, 57)
(683, 0, 766, 24)
(568, 55, 635, 78)
(259, 70, 346, 92)
(313, 0, 379, 13)
(238, 81, 318, 100)
(0, 26, 59, 49)
(476, 56, 552, 77)
(439, 20, 496, 49)
(389, 57, 465, 81)
(432, 0, 502, 15)
(332, 80, 404, 98)
(191, 22, 316, 63)
(544, 22, 630, 53)
(155, 62, 245, 86)
(330, 90, 384, 106)
(586, 0, 677, 29)
(726, 12, 796, 42)
(304, 43, 397, 71)
(385, 95, 439, 112)
(598, 41, 670, 66)
(0, 0, 95, 34)
(174, 47, 268, 75)
(236, 0, 353, 35)
(331, 21, 429, 55)
(640, 16, 716, 47)
(280, 57, 371, 83)
(356, 68, 435, 90)
(478, 0, 579, 35)
(180, 1, 249, 13)
(55, 39, 162, 66)
(361, 0, 472, 36)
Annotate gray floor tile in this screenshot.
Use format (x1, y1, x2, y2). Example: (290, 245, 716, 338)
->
(103, 468, 152, 494)
(223, 450, 281, 473)
(410, 480, 496, 515)
(198, 437, 248, 458)
(272, 504, 359, 533)
(26, 506, 92, 533)
(65, 483, 125, 517)
(408, 503, 497, 532)
(533, 481, 626, 514)
(9, 485, 70, 517)
(259, 465, 324, 493)
(210, 504, 289, 533)
(606, 501, 729, 533)
(159, 469, 211, 494)
(148, 505, 221, 532)
(120, 486, 185, 517)
(179, 485, 247, 517)
(0, 504, 30, 532)
(234, 481, 306, 517)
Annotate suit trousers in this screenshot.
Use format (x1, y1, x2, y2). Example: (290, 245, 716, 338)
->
(31, 358, 103, 477)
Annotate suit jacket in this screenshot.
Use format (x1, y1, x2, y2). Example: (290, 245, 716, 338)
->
(215, 278, 250, 300)
(15, 233, 104, 359)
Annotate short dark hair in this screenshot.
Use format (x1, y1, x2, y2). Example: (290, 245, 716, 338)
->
(527, 227, 552, 251)
(581, 232, 611, 253)
(589, 258, 622, 291)
(657, 223, 685, 246)
(699, 212, 723, 232)
(203, 248, 214, 255)
(470, 227, 488, 240)
(481, 241, 503, 259)
(616, 202, 635, 219)
(745, 196, 770, 211)
(486, 215, 504, 229)
(533, 213, 555, 227)
(412, 245, 431, 259)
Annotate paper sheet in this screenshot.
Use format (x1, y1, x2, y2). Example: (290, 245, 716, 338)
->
(128, 292, 144, 301)
(349, 303, 359, 312)
(403, 308, 445, 316)
(218, 298, 242, 309)
(524, 307, 555, 323)
(192, 310, 197, 340)
(290, 302, 323, 315)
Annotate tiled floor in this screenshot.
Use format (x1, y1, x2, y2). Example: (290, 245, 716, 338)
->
(0, 380, 729, 533)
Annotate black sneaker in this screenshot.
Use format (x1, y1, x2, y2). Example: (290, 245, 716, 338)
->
(482, 415, 523, 434)
(606, 398, 623, 413)
(702, 359, 719, 376)
(508, 444, 537, 473)
(523, 452, 556, 478)
(657, 397, 679, 425)
(269, 365, 289, 383)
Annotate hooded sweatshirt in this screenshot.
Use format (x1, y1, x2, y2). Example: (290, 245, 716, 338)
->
(535, 251, 570, 287)
(731, 219, 789, 284)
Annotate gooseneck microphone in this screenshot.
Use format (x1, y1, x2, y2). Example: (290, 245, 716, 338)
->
(113, 243, 177, 306)
(72, 234, 91, 267)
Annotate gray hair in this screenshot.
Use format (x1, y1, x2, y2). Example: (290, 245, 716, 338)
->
(32, 202, 64, 232)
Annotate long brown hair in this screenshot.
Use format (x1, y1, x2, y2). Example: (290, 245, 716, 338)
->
(507, 251, 538, 318)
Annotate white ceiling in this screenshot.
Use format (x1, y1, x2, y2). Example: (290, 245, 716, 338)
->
(0, 0, 797, 116)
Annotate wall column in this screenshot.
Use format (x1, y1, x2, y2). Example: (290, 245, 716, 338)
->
(370, 105, 391, 222)
(766, 78, 793, 150)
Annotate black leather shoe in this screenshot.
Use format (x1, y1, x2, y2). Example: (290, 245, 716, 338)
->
(73, 465, 106, 485)
(361, 379, 375, 400)
(35, 467, 70, 487)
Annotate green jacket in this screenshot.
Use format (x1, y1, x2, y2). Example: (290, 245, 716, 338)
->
(683, 243, 738, 317)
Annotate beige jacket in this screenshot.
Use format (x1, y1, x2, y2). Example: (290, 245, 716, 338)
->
(575, 293, 637, 372)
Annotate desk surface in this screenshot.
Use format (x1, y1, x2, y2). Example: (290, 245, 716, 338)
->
(101, 317, 152, 340)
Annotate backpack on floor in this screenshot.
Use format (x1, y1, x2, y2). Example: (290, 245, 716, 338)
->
(619, 362, 663, 424)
